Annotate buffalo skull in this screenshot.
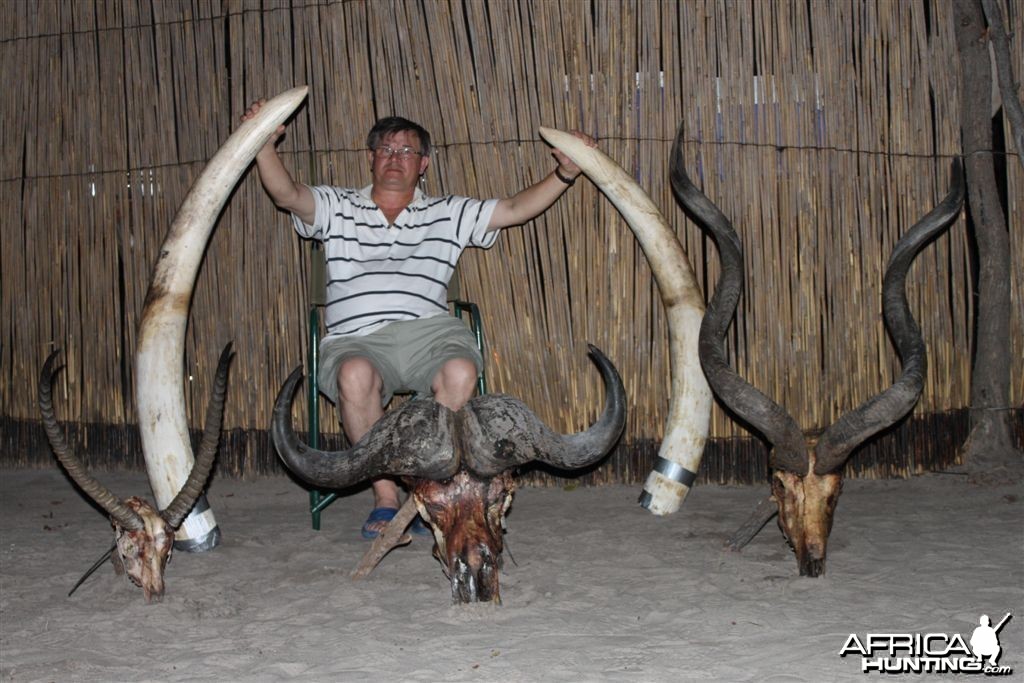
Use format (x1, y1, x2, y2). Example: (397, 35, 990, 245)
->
(272, 345, 626, 604)
(37, 344, 232, 602)
(670, 125, 965, 576)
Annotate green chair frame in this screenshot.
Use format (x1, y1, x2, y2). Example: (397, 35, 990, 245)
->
(305, 243, 487, 530)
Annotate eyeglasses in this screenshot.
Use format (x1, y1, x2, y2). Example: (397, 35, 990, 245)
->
(372, 145, 423, 159)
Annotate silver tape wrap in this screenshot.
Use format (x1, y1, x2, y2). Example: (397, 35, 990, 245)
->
(638, 457, 698, 510)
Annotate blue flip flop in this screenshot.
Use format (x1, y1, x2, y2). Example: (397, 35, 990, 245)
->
(410, 515, 432, 537)
(361, 507, 399, 540)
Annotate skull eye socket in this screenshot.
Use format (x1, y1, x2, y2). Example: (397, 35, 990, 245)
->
(422, 501, 448, 523)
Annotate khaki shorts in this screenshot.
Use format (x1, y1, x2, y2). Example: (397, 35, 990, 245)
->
(317, 316, 483, 406)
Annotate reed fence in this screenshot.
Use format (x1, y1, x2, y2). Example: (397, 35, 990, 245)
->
(2, 0, 1021, 484)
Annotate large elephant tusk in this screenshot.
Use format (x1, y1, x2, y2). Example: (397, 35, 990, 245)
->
(135, 86, 308, 548)
(538, 127, 711, 515)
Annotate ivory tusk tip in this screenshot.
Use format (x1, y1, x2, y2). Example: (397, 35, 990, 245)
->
(267, 85, 309, 112)
(281, 84, 309, 100)
(538, 127, 606, 173)
(538, 126, 571, 144)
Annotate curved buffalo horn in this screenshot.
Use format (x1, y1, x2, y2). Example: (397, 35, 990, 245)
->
(134, 87, 307, 535)
(271, 367, 459, 489)
(161, 343, 234, 528)
(814, 160, 965, 474)
(38, 350, 145, 531)
(669, 127, 809, 474)
(458, 344, 626, 477)
(538, 128, 712, 514)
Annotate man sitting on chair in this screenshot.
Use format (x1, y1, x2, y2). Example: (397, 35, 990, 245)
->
(243, 101, 595, 538)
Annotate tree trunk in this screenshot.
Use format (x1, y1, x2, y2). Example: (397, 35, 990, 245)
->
(981, 0, 1024, 174)
(953, 0, 1023, 484)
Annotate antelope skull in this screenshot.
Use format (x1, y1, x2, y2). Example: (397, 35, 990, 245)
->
(37, 344, 232, 602)
(670, 126, 965, 576)
(272, 345, 626, 604)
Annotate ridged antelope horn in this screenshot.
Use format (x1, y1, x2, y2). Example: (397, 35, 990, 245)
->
(161, 343, 234, 528)
(135, 87, 307, 530)
(38, 350, 145, 531)
(538, 127, 712, 514)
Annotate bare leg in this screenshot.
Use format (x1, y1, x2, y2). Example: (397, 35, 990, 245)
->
(431, 357, 478, 412)
(337, 357, 400, 534)
(341, 356, 477, 536)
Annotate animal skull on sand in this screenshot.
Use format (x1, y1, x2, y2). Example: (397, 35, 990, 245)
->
(669, 125, 965, 576)
(37, 345, 232, 602)
(272, 345, 626, 604)
(36, 87, 308, 601)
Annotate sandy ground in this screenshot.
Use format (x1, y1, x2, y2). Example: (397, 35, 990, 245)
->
(1, 467, 1021, 682)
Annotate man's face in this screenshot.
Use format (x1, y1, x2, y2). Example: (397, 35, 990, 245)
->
(369, 130, 430, 193)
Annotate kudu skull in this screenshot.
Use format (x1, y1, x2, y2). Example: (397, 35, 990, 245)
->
(670, 127, 965, 575)
(272, 345, 626, 604)
(37, 344, 232, 602)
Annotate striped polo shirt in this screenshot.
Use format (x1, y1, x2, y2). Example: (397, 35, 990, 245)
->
(292, 184, 499, 338)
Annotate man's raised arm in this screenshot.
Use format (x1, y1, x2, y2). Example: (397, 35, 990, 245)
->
(242, 99, 316, 226)
(487, 130, 596, 231)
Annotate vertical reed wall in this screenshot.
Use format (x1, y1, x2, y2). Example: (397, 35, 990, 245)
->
(2, 0, 1021, 482)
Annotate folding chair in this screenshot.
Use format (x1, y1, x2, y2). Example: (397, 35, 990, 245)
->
(305, 243, 487, 530)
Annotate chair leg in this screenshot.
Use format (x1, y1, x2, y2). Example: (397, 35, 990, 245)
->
(307, 303, 340, 529)
(467, 302, 487, 395)
(308, 305, 324, 530)
(452, 300, 487, 395)
(306, 244, 338, 529)
(310, 490, 323, 531)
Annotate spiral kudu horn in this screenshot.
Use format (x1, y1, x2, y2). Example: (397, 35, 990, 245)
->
(538, 128, 712, 514)
(813, 160, 965, 474)
(668, 131, 809, 476)
(134, 87, 307, 547)
(673, 118, 965, 575)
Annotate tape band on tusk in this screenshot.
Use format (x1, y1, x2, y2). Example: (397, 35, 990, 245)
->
(190, 493, 211, 516)
(653, 456, 698, 488)
(173, 494, 220, 552)
(173, 525, 220, 552)
(638, 457, 699, 510)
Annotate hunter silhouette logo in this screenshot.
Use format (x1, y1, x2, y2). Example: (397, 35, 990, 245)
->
(839, 613, 1013, 675)
(970, 614, 1011, 666)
